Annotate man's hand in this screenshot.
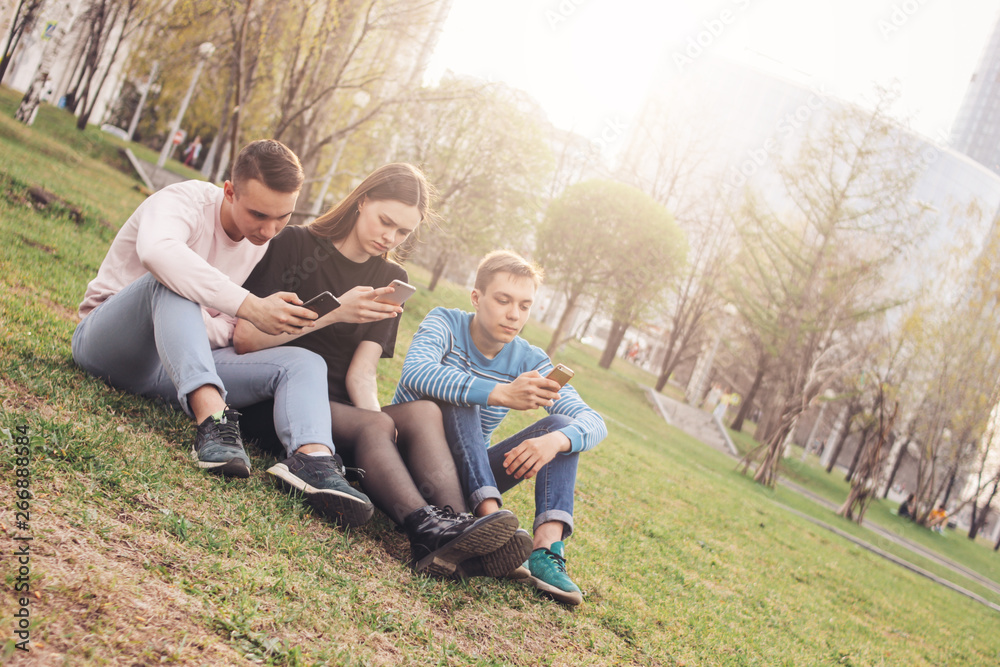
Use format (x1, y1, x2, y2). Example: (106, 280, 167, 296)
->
(488, 371, 561, 410)
(237, 292, 317, 335)
(336, 285, 402, 324)
(503, 431, 571, 480)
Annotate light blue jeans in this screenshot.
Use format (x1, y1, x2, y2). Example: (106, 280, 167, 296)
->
(71, 273, 334, 455)
(438, 404, 579, 539)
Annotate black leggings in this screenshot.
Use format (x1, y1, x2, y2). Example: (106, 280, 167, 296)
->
(241, 399, 465, 524)
(330, 400, 467, 524)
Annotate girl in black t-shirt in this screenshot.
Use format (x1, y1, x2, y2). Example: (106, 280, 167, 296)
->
(235, 164, 518, 578)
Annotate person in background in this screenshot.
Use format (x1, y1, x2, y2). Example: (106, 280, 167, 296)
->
(898, 493, 915, 519)
(183, 136, 202, 167)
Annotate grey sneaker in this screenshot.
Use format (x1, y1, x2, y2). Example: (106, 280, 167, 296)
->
(455, 528, 533, 579)
(267, 451, 374, 528)
(192, 409, 250, 478)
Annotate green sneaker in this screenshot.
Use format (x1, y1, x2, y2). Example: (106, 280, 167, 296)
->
(526, 541, 582, 605)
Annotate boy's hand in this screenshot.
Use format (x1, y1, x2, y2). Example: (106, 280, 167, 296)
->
(237, 292, 317, 334)
(502, 432, 571, 479)
(488, 371, 561, 410)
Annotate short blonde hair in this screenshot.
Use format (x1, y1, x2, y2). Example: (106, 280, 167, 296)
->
(474, 250, 544, 291)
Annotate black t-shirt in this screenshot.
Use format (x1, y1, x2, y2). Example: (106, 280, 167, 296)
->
(242, 224, 407, 404)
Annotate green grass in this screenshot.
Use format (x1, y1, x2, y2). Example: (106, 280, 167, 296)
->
(2, 89, 1000, 665)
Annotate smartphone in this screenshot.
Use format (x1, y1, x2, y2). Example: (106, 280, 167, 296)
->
(375, 279, 417, 306)
(301, 291, 341, 317)
(546, 364, 575, 387)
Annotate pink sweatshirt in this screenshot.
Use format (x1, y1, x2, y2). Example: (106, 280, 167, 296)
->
(78, 181, 268, 348)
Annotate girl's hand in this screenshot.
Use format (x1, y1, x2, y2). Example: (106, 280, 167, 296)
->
(336, 285, 402, 324)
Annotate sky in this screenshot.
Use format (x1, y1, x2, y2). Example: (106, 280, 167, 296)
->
(426, 0, 1000, 148)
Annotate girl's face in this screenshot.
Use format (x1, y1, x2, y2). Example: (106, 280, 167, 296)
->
(339, 196, 420, 262)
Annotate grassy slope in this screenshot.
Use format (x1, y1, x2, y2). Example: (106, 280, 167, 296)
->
(1, 90, 999, 666)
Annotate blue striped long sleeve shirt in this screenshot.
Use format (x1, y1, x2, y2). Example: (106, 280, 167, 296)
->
(393, 307, 607, 453)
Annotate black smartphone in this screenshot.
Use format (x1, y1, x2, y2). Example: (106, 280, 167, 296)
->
(301, 291, 341, 317)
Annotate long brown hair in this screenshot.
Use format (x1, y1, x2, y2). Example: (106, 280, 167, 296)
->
(308, 163, 434, 261)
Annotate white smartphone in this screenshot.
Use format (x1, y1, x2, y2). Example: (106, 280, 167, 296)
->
(375, 279, 417, 306)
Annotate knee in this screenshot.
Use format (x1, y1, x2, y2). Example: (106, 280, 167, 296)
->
(359, 410, 396, 440)
(540, 413, 575, 433)
(277, 348, 329, 378)
(411, 400, 442, 422)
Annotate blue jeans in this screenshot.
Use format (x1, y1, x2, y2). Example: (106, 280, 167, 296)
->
(439, 404, 579, 539)
(71, 273, 335, 455)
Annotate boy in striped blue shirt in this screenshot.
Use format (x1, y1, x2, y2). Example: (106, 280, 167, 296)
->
(393, 250, 607, 604)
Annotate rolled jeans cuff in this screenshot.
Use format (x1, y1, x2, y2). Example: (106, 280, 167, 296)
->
(469, 485, 502, 512)
(534, 509, 574, 540)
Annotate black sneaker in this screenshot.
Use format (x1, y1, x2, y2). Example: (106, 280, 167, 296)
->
(455, 528, 533, 579)
(192, 409, 250, 478)
(266, 451, 374, 528)
(404, 507, 518, 578)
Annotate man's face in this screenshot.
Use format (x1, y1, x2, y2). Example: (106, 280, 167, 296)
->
(224, 178, 298, 245)
(471, 271, 537, 350)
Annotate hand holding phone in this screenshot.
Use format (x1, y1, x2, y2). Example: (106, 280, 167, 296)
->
(375, 279, 417, 306)
(546, 364, 575, 388)
(301, 291, 341, 318)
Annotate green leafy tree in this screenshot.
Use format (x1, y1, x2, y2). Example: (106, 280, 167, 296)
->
(596, 194, 686, 368)
(537, 180, 685, 360)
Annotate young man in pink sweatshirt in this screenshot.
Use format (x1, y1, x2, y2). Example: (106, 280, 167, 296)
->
(72, 140, 374, 528)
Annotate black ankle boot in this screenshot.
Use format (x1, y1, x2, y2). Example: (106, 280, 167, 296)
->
(403, 506, 518, 578)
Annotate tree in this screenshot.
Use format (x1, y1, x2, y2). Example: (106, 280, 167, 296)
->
(899, 222, 1000, 528)
(395, 78, 553, 290)
(838, 382, 898, 522)
(60, 0, 157, 130)
(0, 0, 45, 83)
(537, 180, 685, 359)
(15, 5, 72, 126)
(732, 92, 926, 487)
(595, 193, 686, 368)
(619, 97, 734, 392)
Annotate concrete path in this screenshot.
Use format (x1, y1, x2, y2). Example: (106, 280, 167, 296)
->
(644, 385, 1000, 614)
(645, 389, 736, 456)
(122, 148, 189, 191)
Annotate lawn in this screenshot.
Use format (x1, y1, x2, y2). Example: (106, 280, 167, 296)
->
(2, 88, 999, 666)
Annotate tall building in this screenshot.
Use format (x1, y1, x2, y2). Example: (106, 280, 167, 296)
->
(950, 13, 1000, 175)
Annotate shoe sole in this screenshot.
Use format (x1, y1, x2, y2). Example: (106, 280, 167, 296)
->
(192, 450, 251, 479)
(267, 463, 374, 528)
(525, 575, 583, 606)
(414, 511, 519, 579)
(456, 529, 533, 579)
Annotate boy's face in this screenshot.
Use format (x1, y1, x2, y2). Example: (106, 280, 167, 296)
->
(223, 178, 299, 245)
(470, 271, 536, 351)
